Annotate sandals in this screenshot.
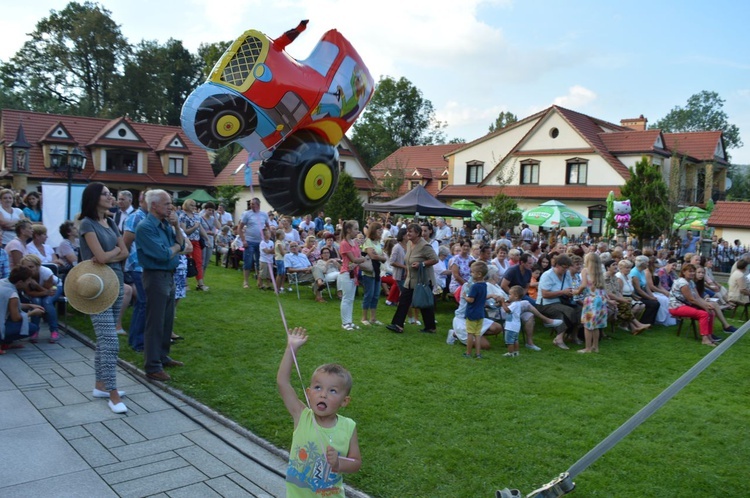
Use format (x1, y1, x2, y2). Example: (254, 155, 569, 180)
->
(342, 323, 360, 331)
(361, 320, 372, 326)
(386, 324, 404, 334)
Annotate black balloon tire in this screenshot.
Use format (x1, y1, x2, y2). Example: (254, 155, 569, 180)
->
(194, 93, 258, 150)
(259, 129, 339, 216)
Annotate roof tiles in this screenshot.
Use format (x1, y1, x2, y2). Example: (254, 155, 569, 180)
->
(708, 201, 750, 229)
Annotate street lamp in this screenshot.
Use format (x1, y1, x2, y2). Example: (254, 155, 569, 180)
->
(50, 146, 87, 220)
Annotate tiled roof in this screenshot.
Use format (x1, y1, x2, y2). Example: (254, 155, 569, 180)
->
(707, 201, 750, 229)
(663, 131, 727, 164)
(479, 105, 632, 187)
(598, 130, 670, 156)
(371, 144, 460, 197)
(438, 184, 621, 201)
(0, 109, 214, 188)
(444, 109, 549, 157)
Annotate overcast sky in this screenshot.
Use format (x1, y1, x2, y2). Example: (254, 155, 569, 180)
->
(2, 0, 749, 164)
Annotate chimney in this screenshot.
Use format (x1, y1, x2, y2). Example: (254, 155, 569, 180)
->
(620, 115, 648, 131)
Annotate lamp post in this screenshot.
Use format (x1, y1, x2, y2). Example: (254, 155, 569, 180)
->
(50, 146, 87, 220)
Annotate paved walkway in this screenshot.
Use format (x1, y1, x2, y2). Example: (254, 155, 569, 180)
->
(0, 330, 289, 498)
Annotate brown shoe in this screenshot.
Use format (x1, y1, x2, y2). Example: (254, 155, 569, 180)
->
(147, 370, 171, 381)
(163, 359, 184, 368)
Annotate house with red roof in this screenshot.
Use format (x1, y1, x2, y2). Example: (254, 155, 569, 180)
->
(437, 106, 730, 236)
(369, 144, 461, 201)
(212, 136, 374, 220)
(0, 109, 215, 198)
(708, 201, 750, 244)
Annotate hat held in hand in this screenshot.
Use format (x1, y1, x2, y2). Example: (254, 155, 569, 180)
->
(64, 261, 119, 314)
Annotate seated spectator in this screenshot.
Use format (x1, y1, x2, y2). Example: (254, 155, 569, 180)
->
(694, 266, 737, 332)
(656, 258, 678, 293)
(284, 241, 316, 291)
(700, 256, 731, 307)
(0, 265, 44, 354)
(301, 235, 321, 265)
(728, 259, 750, 306)
(645, 257, 676, 326)
(629, 256, 660, 325)
(490, 247, 510, 281)
(19, 254, 63, 343)
(27, 224, 64, 266)
(6, 220, 32, 268)
(603, 260, 650, 334)
(56, 220, 80, 273)
(668, 264, 722, 346)
(215, 225, 232, 266)
(527, 265, 542, 302)
(22, 191, 42, 223)
(500, 253, 534, 304)
(536, 254, 581, 350)
(314, 246, 341, 292)
(433, 246, 452, 295)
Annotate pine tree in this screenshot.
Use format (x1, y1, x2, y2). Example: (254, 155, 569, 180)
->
(619, 157, 672, 246)
(326, 172, 363, 226)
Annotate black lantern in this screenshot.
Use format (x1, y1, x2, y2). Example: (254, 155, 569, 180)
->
(50, 146, 87, 220)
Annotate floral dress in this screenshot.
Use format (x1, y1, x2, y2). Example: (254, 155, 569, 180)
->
(581, 279, 608, 330)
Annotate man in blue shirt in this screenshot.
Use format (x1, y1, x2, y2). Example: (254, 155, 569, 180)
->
(136, 190, 185, 382)
(123, 191, 148, 352)
(535, 254, 580, 350)
(681, 231, 701, 257)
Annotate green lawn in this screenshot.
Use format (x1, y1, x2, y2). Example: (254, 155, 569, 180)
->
(66, 265, 750, 497)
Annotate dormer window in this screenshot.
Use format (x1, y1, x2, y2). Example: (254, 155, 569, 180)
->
(169, 157, 184, 175)
(106, 149, 138, 172)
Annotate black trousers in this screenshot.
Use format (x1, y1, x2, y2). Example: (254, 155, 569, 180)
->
(638, 297, 660, 325)
(391, 287, 436, 330)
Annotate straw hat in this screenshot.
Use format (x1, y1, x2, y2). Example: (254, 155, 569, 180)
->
(64, 261, 119, 314)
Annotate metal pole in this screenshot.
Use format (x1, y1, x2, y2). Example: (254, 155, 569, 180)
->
(66, 164, 72, 221)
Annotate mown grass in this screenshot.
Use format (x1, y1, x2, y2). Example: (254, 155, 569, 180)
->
(66, 265, 750, 497)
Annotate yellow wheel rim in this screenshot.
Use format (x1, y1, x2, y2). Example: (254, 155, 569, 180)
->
(216, 114, 241, 138)
(303, 163, 333, 201)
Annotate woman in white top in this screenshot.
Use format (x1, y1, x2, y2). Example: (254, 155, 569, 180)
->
(0, 188, 26, 246)
(26, 224, 64, 266)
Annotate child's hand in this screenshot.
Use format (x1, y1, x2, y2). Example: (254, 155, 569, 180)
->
(326, 445, 340, 472)
(287, 327, 308, 350)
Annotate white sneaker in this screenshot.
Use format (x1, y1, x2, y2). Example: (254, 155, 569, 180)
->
(446, 329, 456, 345)
(525, 344, 542, 351)
(544, 319, 564, 328)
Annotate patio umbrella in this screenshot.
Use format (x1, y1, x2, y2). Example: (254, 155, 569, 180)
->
(451, 199, 479, 211)
(673, 206, 709, 227)
(471, 209, 484, 222)
(522, 200, 592, 228)
(673, 217, 708, 231)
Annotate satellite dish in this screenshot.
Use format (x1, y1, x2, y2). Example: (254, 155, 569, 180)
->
(726, 177, 733, 190)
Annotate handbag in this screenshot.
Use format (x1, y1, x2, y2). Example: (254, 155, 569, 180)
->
(186, 257, 198, 278)
(359, 256, 374, 273)
(411, 264, 433, 309)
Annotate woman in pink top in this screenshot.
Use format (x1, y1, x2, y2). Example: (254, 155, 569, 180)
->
(338, 220, 366, 331)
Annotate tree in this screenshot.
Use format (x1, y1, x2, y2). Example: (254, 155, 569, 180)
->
(1, 2, 129, 116)
(488, 111, 518, 133)
(651, 90, 743, 151)
(326, 172, 363, 225)
(350, 75, 446, 168)
(377, 157, 408, 200)
(213, 184, 243, 213)
(727, 165, 750, 201)
(111, 39, 202, 125)
(197, 41, 232, 79)
(619, 157, 672, 245)
(479, 192, 522, 235)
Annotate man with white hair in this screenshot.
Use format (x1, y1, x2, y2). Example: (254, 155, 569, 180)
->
(434, 217, 452, 246)
(114, 190, 134, 233)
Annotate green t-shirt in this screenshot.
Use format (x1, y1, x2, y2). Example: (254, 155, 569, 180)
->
(286, 408, 356, 497)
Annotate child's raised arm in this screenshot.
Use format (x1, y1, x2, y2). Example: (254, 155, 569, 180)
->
(277, 327, 308, 426)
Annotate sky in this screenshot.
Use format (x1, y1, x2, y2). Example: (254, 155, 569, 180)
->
(2, 0, 749, 164)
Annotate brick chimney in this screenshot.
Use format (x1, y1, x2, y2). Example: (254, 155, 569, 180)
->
(620, 115, 648, 131)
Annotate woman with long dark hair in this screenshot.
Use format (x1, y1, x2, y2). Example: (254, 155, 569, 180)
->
(338, 220, 366, 330)
(78, 182, 129, 413)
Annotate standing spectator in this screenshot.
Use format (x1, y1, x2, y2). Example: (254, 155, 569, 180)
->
(574, 252, 608, 353)
(0, 189, 26, 246)
(22, 191, 42, 223)
(449, 239, 474, 294)
(258, 228, 275, 290)
(215, 226, 233, 267)
(78, 182, 128, 412)
(361, 222, 386, 326)
(123, 191, 148, 352)
(114, 190, 134, 234)
(179, 199, 208, 291)
(463, 261, 489, 359)
(199, 202, 221, 271)
(681, 231, 701, 257)
(386, 223, 438, 334)
(299, 214, 315, 234)
(135, 189, 186, 382)
(521, 223, 534, 244)
(338, 221, 365, 331)
(434, 217, 452, 246)
(314, 210, 325, 234)
(238, 197, 270, 288)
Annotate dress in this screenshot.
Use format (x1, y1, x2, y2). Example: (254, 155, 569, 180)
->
(581, 280, 608, 330)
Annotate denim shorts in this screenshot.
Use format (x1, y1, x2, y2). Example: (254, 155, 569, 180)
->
(504, 328, 520, 345)
(275, 260, 286, 275)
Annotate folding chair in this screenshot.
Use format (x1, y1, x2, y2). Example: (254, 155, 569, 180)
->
(287, 272, 301, 299)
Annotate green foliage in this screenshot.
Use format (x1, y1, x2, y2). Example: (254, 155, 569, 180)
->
(351, 75, 446, 168)
(488, 111, 518, 133)
(1, 1, 129, 116)
(651, 90, 743, 151)
(377, 157, 408, 200)
(727, 164, 750, 201)
(111, 38, 202, 125)
(67, 267, 750, 498)
(620, 157, 672, 244)
(197, 41, 232, 79)
(480, 192, 522, 233)
(447, 137, 466, 144)
(213, 184, 242, 212)
(326, 172, 363, 224)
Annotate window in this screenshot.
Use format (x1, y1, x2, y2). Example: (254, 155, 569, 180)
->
(520, 161, 539, 184)
(566, 160, 587, 184)
(339, 160, 346, 171)
(439, 180, 448, 190)
(466, 161, 483, 184)
(409, 180, 421, 190)
(169, 157, 184, 175)
(588, 205, 606, 236)
(105, 150, 138, 172)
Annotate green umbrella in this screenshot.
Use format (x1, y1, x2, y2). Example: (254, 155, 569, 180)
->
(451, 199, 479, 211)
(673, 206, 709, 227)
(673, 218, 708, 231)
(471, 209, 484, 222)
(522, 200, 591, 228)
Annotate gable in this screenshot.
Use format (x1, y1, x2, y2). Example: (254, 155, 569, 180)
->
(518, 112, 593, 152)
(104, 121, 142, 142)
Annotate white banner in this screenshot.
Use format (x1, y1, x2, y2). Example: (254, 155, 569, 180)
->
(42, 182, 86, 249)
